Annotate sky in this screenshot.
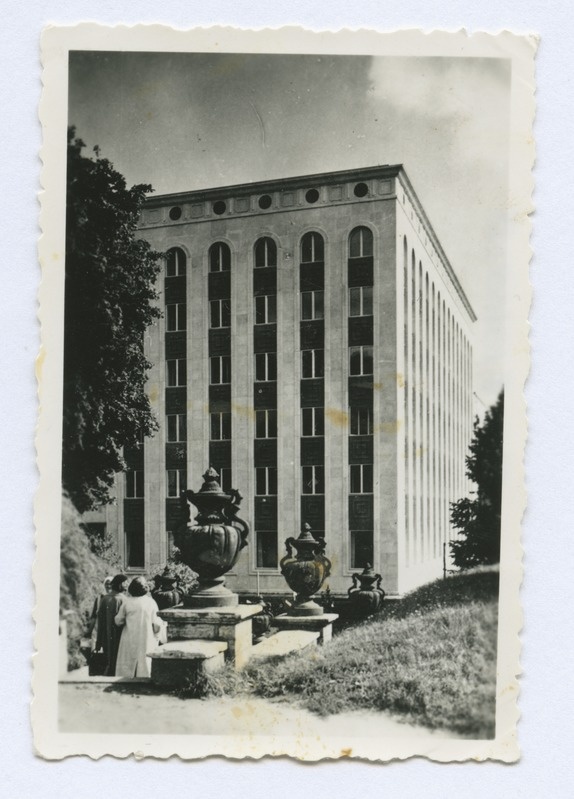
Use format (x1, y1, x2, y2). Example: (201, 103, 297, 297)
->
(68, 51, 511, 408)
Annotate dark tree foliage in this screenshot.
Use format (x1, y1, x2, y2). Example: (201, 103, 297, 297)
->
(450, 391, 504, 569)
(63, 128, 161, 512)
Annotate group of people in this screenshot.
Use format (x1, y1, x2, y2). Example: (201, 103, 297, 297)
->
(89, 572, 179, 678)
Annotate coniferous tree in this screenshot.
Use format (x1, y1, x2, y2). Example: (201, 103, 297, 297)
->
(450, 391, 504, 568)
(63, 128, 161, 512)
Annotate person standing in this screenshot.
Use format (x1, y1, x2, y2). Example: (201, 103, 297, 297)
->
(95, 573, 127, 676)
(114, 576, 162, 678)
(87, 576, 113, 639)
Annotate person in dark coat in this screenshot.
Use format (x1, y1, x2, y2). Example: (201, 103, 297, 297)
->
(95, 573, 128, 676)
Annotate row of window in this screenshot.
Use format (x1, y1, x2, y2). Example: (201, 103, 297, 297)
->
(346, 239, 373, 563)
(126, 464, 374, 498)
(254, 528, 372, 570)
(124, 526, 371, 571)
(162, 406, 373, 443)
(165, 228, 374, 277)
(166, 286, 374, 333)
(165, 346, 373, 387)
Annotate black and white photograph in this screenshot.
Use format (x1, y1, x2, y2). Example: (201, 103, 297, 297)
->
(34, 25, 533, 762)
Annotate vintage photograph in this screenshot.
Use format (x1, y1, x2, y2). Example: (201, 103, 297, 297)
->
(35, 26, 534, 762)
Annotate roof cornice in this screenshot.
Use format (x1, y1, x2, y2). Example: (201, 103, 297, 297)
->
(143, 164, 402, 207)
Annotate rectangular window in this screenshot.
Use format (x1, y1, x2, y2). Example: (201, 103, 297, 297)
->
(301, 290, 324, 321)
(301, 349, 324, 379)
(167, 413, 187, 442)
(255, 295, 277, 325)
(302, 465, 324, 495)
(350, 407, 373, 436)
(256, 467, 278, 496)
(350, 464, 374, 494)
(210, 412, 231, 441)
(350, 530, 374, 569)
(302, 407, 324, 437)
(349, 286, 373, 317)
(255, 409, 277, 439)
(166, 303, 186, 331)
(349, 345, 374, 376)
(167, 468, 187, 498)
(167, 358, 187, 387)
(256, 530, 278, 569)
(212, 467, 232, 493)
(125, 470, 144, 498)
(210, 355, 231, 385)
(125, 529, 145, 569)
(210, 299, 231, 329)
(255, 352, 277, 382)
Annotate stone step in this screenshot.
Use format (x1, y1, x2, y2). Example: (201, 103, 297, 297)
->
(149, 640, 228, 660)
(272, 612, 339, 644)
(249, 630, 319, 662)
(149, 640, 228, 687)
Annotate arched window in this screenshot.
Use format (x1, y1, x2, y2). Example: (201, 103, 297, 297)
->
(348, 226, 373, 258)
(300, 232, 324, 263)
(254, 237, 277, 268)
(166, 247, 186, 277)
(209, 242, 231, 272)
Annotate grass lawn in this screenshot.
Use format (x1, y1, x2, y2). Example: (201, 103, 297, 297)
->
(197, 567, 499, 738)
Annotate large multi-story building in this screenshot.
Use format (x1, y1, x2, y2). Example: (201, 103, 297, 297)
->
(85, 165, 476, 597)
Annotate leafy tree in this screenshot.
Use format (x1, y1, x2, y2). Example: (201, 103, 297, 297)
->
(63, 128, 162, 512)
(450, 391, 504, 568)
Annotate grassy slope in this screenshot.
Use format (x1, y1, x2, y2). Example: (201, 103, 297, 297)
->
(237, 568, 499, 738)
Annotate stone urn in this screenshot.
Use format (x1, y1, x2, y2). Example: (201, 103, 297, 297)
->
(347, 563, 385, 616)
(174, 467, 249, 608)
(151, 570, 182, 610)
(280, 523, 332, 616)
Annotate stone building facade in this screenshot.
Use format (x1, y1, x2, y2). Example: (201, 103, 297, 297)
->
(86, 165, 476, 597)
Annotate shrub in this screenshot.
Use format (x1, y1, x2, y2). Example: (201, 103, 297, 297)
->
(60, 494, 110, 669)
(149, 548, 198, 596)
(85, 524, 121, 568)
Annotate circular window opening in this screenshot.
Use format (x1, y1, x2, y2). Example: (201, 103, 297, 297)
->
(354, 182, 369, 198)
(213, 200, 226, 216)
(258, 194, 272, 210)
(305, 188, 319, 204)
(169, 206, 182, 221)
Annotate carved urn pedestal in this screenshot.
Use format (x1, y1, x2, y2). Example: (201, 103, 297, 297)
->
(158, 604, 263, 670)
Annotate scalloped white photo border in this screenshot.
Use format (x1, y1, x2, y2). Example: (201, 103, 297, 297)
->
(35, 24, 535, 762)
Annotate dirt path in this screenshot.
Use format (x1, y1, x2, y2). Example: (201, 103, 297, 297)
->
(59, 681, 462, 739)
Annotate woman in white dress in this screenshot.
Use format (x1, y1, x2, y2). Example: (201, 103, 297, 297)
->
(114, 576, 161, 678)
